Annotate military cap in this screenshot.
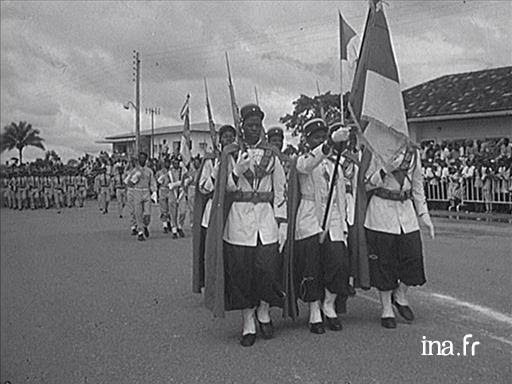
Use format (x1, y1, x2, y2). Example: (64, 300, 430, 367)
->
(303, 118, 327, 137)
(240, 104, 264, 123)
(218, 124, 236, 138)
(266, 126, 284, 140)
(329, 122, 345, 131)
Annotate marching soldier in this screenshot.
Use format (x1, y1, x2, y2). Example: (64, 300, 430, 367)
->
(8, 171, 17, 209)
(266, 126, 285, 152)
(112, 166, 127, 218)
(156, 158, 172, 233)
(1, 171, 9, 208)
(95, 168, 112, 214)
(168, 154, 187, 238)
(15, 169, 28, 210)
(266, 126, 291, 176)
(27, 170, 40, 210)
(124, 156, 138, 236)
(75, 171, 88, 208)
(364, 144, 435, 328)
(192, 124, 236, 294)
(125, 152, 157, 241)
(184, 156, 201, 227)
(42, 171, 54, 209)
(52, 169, 65, 213)
(289, 118, 352, 334)
(204, 104, 288, 347)
(64, 169, 76, 208)
(36, 170, 44, 209)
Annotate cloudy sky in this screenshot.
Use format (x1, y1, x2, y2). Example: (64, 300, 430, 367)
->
(1, 0, 510, 161)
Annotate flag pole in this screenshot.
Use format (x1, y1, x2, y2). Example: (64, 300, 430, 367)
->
(254, 86, 259, 106)
(320, 10, 348, 244)
(315, 80, 326, 122)
(225, 52, 241, 143)
(339, 10, 345, 126)
(204, 77, 217, 151)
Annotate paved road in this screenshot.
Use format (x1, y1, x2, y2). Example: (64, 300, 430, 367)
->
(1, 204, 510, 384)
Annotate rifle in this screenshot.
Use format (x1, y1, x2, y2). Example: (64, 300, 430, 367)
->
(319, 147, 343, 244)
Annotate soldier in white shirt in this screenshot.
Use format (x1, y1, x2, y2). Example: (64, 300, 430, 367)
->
(293, 118, 351, 334)
(168, 155, 187, 238)
(94, 168, 112, 214)
(112, 166, 127, 218)
(75, 171, 88, 208)
(217, 104, 288, 347)
(125, 152, 157, 241)
(364, 144, 435, 329)
(156, 158, 172, 233)
(124, 157, 139, 236)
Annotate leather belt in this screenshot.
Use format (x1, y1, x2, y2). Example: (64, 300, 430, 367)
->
(229, 191, 274, 204)
(373, 188, 412, 202)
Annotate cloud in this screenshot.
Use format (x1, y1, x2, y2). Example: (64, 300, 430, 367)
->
(1, 0, 510, 162)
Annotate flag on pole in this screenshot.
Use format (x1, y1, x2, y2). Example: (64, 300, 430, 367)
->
(204, 78, 217, 151)
(180, 93, 192, 164)
(348, 0, 411, 171)
(339, 10, 359, 121)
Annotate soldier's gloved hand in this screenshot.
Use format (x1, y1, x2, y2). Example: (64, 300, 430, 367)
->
(331, 127, 351, 143)
(233, 152, 251, 176)
(151, 191, 157, 203)
(419, 213, 435, 239)
(278, 222, 288, 253)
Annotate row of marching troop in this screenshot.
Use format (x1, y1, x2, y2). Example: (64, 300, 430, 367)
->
(191, 102, 436, 347)
(1, 167, 89, 213)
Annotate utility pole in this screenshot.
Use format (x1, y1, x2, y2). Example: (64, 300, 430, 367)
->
(133, 50, 141, 154)
(145, 107, 160, 159)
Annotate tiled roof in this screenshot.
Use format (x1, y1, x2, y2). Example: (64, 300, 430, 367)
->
(402, 66, 512, 119)
(105, 122, 218, 140)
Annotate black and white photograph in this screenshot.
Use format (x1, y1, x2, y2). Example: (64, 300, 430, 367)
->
(1, 1, 511, 383)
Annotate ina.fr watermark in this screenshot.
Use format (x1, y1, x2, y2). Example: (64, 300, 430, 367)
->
(421, 334, 480, 356)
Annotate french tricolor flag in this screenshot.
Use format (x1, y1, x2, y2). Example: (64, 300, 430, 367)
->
(349, 0, 411, 170)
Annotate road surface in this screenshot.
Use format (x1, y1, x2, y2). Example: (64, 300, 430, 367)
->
(1, 204, 510, 383)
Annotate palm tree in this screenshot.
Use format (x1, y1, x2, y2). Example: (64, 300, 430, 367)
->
(0, 121, 45, 164)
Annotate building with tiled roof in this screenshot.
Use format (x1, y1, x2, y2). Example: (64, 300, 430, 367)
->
(403, 66, 512, 143)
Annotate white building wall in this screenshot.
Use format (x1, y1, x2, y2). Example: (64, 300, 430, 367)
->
(152, 131, 215, 158)
(408, 115, 512, 144)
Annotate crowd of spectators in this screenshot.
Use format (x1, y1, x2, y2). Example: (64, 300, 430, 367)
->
(420, 138, 512, 213)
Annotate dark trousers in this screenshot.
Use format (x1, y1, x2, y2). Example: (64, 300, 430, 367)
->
(223, 238, 284, 311)
(294, 234, 350, 302)
(366, 229, 426, 291)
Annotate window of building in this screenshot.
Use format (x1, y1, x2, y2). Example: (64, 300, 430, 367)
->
(173, 141, 181, 153)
